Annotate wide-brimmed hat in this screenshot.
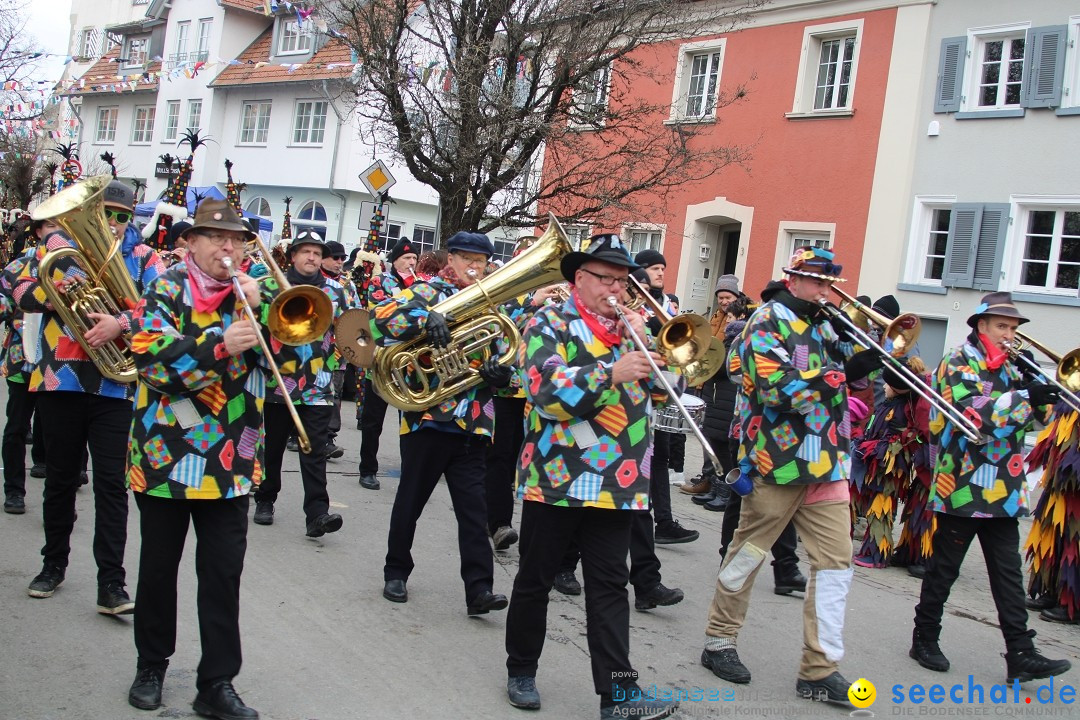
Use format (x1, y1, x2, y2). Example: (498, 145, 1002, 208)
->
(967, 291, 1029, 328)
(289, 229, 329, 256)
(782, 247, 846, 283)
(181, 199, 255, 240)
(561, 233, 641, 283)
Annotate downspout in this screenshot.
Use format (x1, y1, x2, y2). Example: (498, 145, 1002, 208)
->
(320, 80, 348, 244)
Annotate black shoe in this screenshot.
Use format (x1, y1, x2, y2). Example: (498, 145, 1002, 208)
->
(467, 589, 509, 616)
(492, 525, 519, 551)
(4, 493, 25, 514)
(654, 520, 700, 544)
(796, 672, 853, 706)
(774, 569, 807, 595)
(27, 564, 65, 598)
(1040, 606, 1079, 624)
(128, 664, 166, 710)
(192, 679, 259, 720)
(553, 570, 581, 596)
(1005, 648, 1072, 683)
(29, 464, 46, 479)
(286, 437, 299, 452)
(908, 564, 926, 579)
(702, 493, 730, 512)
(599, 698, 679, 720)
(507, 675, 541, 709)
(305, 513, 343, 538)
(701, 647, 751, 684)
(909, 628, 950, 671)
(635, 583, 684, 610)
(252, 501, 274, 525)
(383, 578, 407, 603)
(324, 442, 344, 459)
(359, 473, 380, 490)
(98, 583, 136, 615)
(1026, 595, 1058, 611)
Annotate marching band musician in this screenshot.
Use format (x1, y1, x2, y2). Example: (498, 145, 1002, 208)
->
(504, 234, 677, 720)
(124, 199, 265, 718)
(251, 229, 347, 538)
(320, 240, 357, 460)
(15, 180, 164, 613)
(371, 231, 512, 615)
(357, 237, 419, 490)
(910, 292, 1071, 684)
(700, 248, 882, 705)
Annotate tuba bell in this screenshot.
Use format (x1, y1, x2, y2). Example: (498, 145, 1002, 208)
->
(372, 214, 572, 412)
(32, 175, 140, 384)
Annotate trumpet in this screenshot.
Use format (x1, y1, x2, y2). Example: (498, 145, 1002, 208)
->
(832, 286, 919, 357)
(1009, 332, 1080, 413)
(625, 275, 713, 368)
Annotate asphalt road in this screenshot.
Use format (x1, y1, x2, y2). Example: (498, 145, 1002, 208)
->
(1, 392, 1077, 720)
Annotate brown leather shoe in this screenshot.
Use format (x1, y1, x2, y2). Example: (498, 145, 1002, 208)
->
(679, 479, 710, 495)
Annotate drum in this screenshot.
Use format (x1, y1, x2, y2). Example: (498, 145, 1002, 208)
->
(652, 394, 705, 434)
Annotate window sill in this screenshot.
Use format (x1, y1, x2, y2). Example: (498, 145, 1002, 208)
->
(784, 109, 854, 120)
(92, 140, 116, 145)
(1010, 291, 1080, 307)
(1055, 106, 1080, 116)
(897, 282, 947, 295)
(286, 143, 326, 149)
(236, 143, 269, 148)
(955, 108, 1025, 120)
(663, 116, 716, 126)
(130, 141, 151, 146)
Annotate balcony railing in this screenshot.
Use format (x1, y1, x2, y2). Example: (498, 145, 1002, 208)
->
(166, 51, 210, 70)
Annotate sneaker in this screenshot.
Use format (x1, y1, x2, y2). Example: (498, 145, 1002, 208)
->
(635, 583, 684, 611)
(654, 520, 699, 545)
(553, 570, 581, 596)
(253, 501, 274, 526)
(192, 679, 258, 720)
(324, 442, 344, 459)
(701, 647, 751, 684)
(507, 675, 541, 709)
(599, 697, 678, 720)
(286, 437, 299, 452)
(29, 464, 46, 479)
(306, 512, 343, 538)
(492, 525, 519, 551)
(4, 494, 26, 514)
(796, 671, 853, 706)
(1005, 648, 1072, 683)
(909, 629, 950, 672)
(669, 471, 685, 486)
(128, 664, 166, 710)
(359, 473, 380, 490)
(97, 583, 136, 615)
(27, 565, 65, 598)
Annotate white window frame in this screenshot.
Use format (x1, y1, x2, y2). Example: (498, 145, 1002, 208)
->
(79, 27, 98, 58)
(196, 18, 212, 59)
(570, 65, 612, 129)
(772, 221, 836, 279)
(246, 196, 272, 218)
(412, 225, 437, 253)
(131, 105, 155, 144)
(95, 106, 118, 143)
(292, 100, 328, 145)
(122, 35, 149, 69)
(1062, 16, 1080, 110)
(174, 21, 190, 65)
(562, 224, 590, 251)
(1004, 196, 1080, 297)
(622, 223, 665, 256)
(295, 200, 328, 238)
(278, 19, 312, 55)
(163, 100, 180, 142)
(903, 196, 957, 287)
(668, 39, 726, 123)
(960, 23, 1031, 113)
(238, 101, 272, 145)
(788, 19, 864, 117)
(186, 99, 203, 133)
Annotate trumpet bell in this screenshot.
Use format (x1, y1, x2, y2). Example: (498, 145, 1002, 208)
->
(268, 286, 334, 346)
(882, 313, 921, 358)
(657, 313, 713, 367)
(683, 336, 727, 388)
(1059, 349, 1080, 392)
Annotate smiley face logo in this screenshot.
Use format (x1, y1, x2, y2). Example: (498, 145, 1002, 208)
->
(848, 678, 876, 708)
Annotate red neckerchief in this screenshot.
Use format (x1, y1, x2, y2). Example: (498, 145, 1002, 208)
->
(978, 333, 1008, 370)
(438, 264, 473, 289)
(187, 257, 234, 313)
(572, 289, 622, 347)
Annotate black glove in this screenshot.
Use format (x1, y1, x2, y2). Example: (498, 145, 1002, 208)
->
(1027, 383, 1061, 407)
(828, 314, 855, 344)
(845, 349, 885, 382)
(479, 356, 514, 389)
(1016, 348, 1040, 380)
(425, 310, 452, 349)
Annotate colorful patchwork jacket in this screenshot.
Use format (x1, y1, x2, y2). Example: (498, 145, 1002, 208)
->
(365, 269, 414, 309)
(516, 294, 664, 509)
(127, 262, 273, 499)
(0, 250, 34, 382)
(260, 272, 348, 406)
(734, 290, 856, 485)
(928, 334, 1037, 518)
(14, 226, 164, 399)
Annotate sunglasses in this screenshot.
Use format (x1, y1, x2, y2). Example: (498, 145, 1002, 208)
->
(104, 208, 132, 224)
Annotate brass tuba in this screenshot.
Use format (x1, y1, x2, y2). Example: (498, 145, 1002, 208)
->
(32, 175, 140, 384)
(372, 215, 572, 412)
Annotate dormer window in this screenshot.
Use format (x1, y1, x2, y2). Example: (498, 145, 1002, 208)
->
(123, 34, 149, 68)
(278, 20, 312, 55)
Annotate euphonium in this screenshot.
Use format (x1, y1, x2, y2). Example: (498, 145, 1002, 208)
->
(372, 215, 572, 412)
(32, 175, 140, 384)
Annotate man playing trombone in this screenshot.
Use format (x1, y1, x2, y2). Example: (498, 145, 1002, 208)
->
(910, 291, 1071, 684)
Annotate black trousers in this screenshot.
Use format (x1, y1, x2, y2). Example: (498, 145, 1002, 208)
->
(3, 379, 43, 497)
(328, 369, 345, 440)
(384, 429, 493, 602)
(485, 395, 526, 533)
(701, 431, 737, 479)
(36, 391, 130, 585)
(668, 433, 685, 473)
(359, 377, 389, 476)
(650, 430, 672, 526)
(914, 513, 1032, 651)
(255, 403, 333, 522)
(506, 501, 635, 696)
(133, 493, 249, 691)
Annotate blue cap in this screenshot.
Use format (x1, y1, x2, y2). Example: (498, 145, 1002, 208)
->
(446, 231, 495, 257)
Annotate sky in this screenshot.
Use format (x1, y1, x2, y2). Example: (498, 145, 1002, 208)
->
(21, 0, 75, 86)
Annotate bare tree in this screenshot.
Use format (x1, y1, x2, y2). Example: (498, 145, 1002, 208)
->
(0, 131, 48, 209)
(0, 0, 50, 208)
(323, 0, 767, 238)
(0, 0, 45, 119)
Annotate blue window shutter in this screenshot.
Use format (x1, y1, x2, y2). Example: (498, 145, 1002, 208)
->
(1023, 26, 1067, 108)
(972, 204, 1011, 291)
(941, 204, 980, 288)
(934, 36, 966, 113)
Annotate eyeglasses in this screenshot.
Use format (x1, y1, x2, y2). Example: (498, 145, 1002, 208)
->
(331, 255, 347, 261)
(195, 231, 244, 247)
(104, 208, 132, 224)
(451, 252, 489, 267)
(579, 268, 630, 287)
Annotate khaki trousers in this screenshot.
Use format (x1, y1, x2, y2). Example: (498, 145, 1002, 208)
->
(704, 478, 853, 680)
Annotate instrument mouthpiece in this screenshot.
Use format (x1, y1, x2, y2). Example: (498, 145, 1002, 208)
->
(607, 296, 618, 306)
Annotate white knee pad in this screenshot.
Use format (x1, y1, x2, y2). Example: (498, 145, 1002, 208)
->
(815, 567, 853, 662)
(718, 543, 767, 592)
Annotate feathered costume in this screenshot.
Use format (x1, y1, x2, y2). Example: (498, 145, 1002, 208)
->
(1024, 407, 1080, 619)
